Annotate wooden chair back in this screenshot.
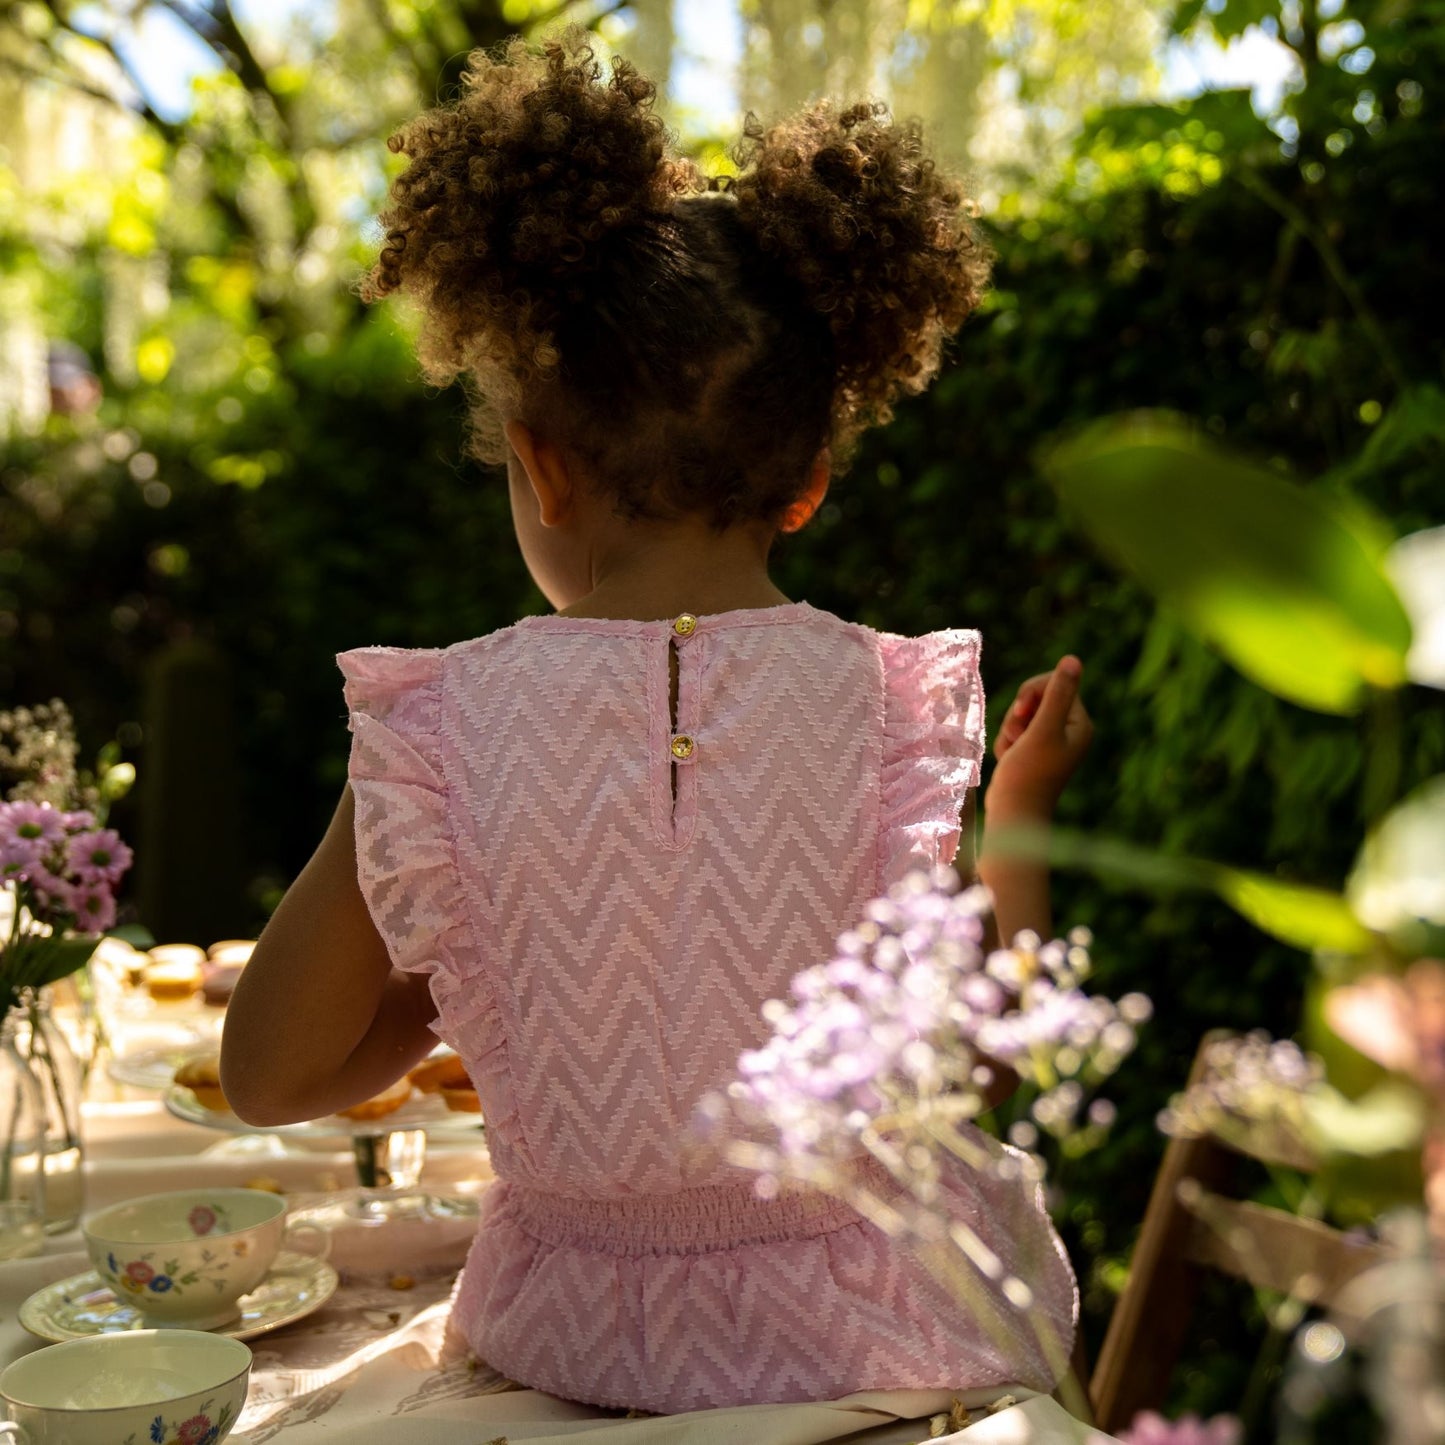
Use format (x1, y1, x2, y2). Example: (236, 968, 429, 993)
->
(1088, 1030, 1390, 1434)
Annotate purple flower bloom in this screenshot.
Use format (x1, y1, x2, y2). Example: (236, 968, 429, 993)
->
(1120, 1410, 1242, 1445)
(974, 987, 1107, 1062)
(703, 869, 1148, 1182)
(66, 829, 133, 885)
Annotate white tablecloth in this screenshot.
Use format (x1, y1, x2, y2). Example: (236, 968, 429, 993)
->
(0, 1091, 1116, 1443)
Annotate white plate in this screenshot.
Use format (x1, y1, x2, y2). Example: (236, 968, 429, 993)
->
(164, 1083, 487, 1140)
(20, 1251, 340, 1343)
(108, 1045, 216, 1091)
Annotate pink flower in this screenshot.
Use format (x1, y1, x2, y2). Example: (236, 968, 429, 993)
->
(188, 1205, 217, 1236)
(0, 836, 36, 881)
(66, 829, 133, 885)
(1326, 961, 1445, 1098)
(2, 801, 65, 848)
(125, 1260, 154, 1284)
(177, 1414, 213, 1444)
(1120, 1412, 1242, 1445)
(70, 885, 116, 934)
(28, 869, 75, 915)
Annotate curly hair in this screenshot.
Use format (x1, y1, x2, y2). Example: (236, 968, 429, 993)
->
(362, 25, 990, 529)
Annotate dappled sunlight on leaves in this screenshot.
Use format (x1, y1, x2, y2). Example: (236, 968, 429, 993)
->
(1041, 412, 1412, 713)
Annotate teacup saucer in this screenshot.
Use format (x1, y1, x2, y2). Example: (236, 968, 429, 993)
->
(20, 1250, 339, 1343)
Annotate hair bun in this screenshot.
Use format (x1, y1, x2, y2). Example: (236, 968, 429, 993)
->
(364, 26, 698, 386)
(731, 99, 988, 442)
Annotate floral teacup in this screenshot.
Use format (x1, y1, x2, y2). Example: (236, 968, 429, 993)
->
(0, 1329, 250, 1445)
(83, 1188, 327, 1330)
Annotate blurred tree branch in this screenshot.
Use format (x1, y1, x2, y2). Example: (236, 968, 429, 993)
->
(148, 0, 275, 99)
(0, 45, 182, 141)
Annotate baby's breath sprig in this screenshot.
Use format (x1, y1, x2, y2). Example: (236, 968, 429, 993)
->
(0, 700, 134, 823)
(0, 701, 81, 811)
(699, 869, 1148, 1194)
(1157, 1030, 1325, 1170)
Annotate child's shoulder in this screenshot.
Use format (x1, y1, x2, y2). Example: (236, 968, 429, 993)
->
(337, 610, 984, 696)
(336, 618, 540, 685)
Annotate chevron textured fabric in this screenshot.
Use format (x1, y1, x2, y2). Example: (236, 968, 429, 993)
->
(339, 601, 1077, 1413)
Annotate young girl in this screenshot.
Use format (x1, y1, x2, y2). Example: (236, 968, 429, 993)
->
(221, 27, 1093, 1416)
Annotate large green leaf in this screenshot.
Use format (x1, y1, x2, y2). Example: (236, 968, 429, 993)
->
(1213, 870, 1375, 955)
(1040, 414, 1413, 714)
(987, 822, 1376, 955)
(32, 937, 103, 989)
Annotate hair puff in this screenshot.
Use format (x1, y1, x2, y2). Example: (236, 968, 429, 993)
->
(729, 99, 989, 462)
(361, 25, 700, 432)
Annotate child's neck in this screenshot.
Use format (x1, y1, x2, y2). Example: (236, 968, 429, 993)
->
(556, 519, 794, 622)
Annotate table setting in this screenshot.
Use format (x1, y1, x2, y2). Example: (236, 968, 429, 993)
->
(0, 903, 1109, 1442)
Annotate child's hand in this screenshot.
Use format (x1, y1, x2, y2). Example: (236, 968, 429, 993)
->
(987, 656, 1093, 819)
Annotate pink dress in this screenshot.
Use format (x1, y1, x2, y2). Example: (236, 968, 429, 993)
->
(339, 601, 1077, 1414)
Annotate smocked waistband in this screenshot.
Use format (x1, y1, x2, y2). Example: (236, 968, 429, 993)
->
(497, 1169, 885, 1256)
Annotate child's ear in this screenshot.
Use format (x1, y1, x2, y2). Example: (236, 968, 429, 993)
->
(504, 419, 573, 527)
(779, 449, 831, 534)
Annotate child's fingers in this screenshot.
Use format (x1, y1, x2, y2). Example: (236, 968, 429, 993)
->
(1030, 657, 1084, 734)
(1004, 676, 1048, 731)
(1064, 694, 1095, 750)
(995, 671, 1056, 758)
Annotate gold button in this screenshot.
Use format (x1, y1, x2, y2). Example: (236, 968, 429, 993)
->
(670, 734, 695, 760)
(673, 613, 697, 637)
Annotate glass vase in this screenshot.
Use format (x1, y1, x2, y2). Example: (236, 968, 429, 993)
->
(14, 988, 85, 1232)
(0, 1009, 47, 1260)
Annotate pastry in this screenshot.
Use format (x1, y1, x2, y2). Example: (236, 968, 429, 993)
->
(407, 1052, 469, 1094)
(336, 1076, 412, 1121)
(200, 962, 245, 1008)
(149, 943, 206, 968)
(174, 1056, 229, 1112)
(208, 940, 256, 963)
(92, 936, 147, 988)
(144, 955, 203, 1002)
(441, 1085, 482, 1114)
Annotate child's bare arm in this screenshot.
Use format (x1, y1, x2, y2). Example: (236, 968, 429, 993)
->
(953, 658, 1093, 1113)
(953, 792, 1019, 1113)
(220, 785, 439, 1125)
(978, 656, 1092, 946)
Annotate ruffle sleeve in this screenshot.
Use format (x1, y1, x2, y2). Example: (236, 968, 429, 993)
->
(337, 646, 493, 1042)
(877, 629, 986, 887)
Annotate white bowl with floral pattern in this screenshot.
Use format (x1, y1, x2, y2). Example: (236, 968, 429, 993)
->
(82, 1188, 326, 1330)
(0, 1329, 250, 1445)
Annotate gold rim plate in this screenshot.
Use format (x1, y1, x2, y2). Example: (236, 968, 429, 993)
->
(19, 1250, 340, 1343)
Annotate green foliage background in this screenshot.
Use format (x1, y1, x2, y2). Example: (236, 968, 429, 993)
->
(3, 0, 1443, 1419)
